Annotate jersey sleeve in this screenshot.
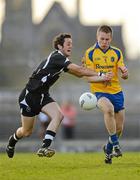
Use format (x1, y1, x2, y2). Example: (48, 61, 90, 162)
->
(82, 49, 94, 69)
(63, 60, 72, 72)
(117, 50, 125, 68)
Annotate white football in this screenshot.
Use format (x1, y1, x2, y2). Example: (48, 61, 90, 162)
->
(79, 92, 97, 110)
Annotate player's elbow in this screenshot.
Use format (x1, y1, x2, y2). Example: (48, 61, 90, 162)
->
(68, 64, 84, 77)
(77, 66, 89, 77)
(71, 67, 85, 77)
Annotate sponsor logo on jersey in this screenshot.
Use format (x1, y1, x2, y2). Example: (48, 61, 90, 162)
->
(96, 64, 114, 69)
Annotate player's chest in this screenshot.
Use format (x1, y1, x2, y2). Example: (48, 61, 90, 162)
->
(92, 51, 118, 71)
(93, 51, 118, 66)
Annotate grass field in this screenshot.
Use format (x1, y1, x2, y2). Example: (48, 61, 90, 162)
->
(0, 152, 140, 180)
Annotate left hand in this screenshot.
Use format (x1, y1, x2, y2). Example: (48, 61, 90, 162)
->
(119, 66, 128, 79)
(104, 71, 114, 81)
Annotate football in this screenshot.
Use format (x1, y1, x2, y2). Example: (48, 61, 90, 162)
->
(79, 92, 97, 110)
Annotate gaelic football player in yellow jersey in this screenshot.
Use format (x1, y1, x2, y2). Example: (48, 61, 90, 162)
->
(82, 25, 128, 164)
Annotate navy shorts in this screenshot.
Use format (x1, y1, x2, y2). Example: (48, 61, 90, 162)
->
(95, 91, 124, 113)
(18, 88, 55, 117)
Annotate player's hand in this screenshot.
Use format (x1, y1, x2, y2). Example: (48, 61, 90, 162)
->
(119, 66, 128, 79)
(103, 71, 113, 81)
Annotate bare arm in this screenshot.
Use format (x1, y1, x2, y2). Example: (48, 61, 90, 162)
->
(84, 71, 113, 82)
(67, 63, 98, 77)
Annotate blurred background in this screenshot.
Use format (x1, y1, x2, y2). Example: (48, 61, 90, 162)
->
(0, 0, 140, 153)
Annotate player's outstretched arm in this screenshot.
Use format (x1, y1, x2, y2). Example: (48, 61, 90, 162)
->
(67, 63, 98, 77)
(84, 71, 113, 82)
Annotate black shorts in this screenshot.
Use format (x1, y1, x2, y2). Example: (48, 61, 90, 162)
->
(18, 88, 55, 117)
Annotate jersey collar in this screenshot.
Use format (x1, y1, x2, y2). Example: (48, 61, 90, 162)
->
(95, 42, 111, 53)
(57, 50, 65, 56)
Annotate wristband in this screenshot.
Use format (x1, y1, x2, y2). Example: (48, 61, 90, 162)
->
(98, 72, 105, 77)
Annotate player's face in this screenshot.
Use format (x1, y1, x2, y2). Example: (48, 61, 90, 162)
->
(97, 31, 112, 50)
(60, 38, 72, 57)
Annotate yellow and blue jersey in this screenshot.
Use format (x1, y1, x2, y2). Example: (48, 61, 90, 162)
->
(82, 42, 126, 94)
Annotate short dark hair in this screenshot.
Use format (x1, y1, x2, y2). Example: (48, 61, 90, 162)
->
(97, 25, 113, 36)
(53, 33, 72, 50)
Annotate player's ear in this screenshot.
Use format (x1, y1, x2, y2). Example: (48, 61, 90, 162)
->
(58, 44, 62, 50)
(110, 36, 112, 42)
(96, 34, 98, 41)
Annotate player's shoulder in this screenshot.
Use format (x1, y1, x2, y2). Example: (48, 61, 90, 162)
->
(85, 44, 96, 54)
(110, 46, 123, 59)
(110, 46, 122, 53)
(84, 44, 96, 61)
(51, 50, 65, 59)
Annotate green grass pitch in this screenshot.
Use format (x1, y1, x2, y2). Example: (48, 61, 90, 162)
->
(0, 152, 140, 180)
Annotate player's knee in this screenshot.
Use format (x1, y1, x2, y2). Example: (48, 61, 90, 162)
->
(105, 105, 114, 116)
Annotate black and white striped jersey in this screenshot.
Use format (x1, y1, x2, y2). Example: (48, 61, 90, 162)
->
(26, 50, 72, 93)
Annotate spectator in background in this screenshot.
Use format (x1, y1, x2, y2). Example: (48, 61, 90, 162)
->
(61, 100, 77, 139)
(38, 112, 51, 139)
